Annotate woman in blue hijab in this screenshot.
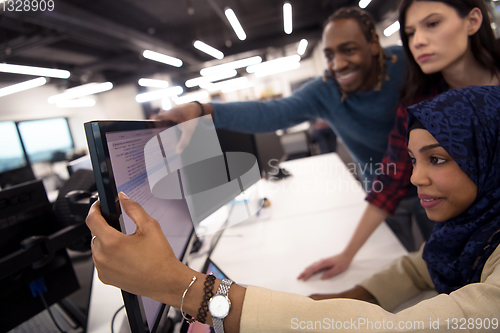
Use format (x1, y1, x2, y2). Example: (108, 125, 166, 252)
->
(407, 85, 500, 295)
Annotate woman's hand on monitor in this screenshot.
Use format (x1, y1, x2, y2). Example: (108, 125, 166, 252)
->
(86, 192, 191, 304)
(86, 192, 247, 332)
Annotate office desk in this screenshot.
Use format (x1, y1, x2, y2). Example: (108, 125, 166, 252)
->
(87, 153, 413, 332)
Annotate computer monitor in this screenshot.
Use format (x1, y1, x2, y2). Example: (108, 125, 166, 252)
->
(0, 121, 35, 189)
(67, 155, 93, 176)
(254, 132, 287, 177)
(85, 120, 195, 333)
(216, 129, 286, 178)
(0, 179, 80, 331)
(17, 118, 74, 163)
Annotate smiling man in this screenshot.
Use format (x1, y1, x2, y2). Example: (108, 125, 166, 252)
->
(158, 7, 406, 189)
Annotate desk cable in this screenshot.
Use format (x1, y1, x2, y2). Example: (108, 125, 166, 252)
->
(111, 304, 125, 333)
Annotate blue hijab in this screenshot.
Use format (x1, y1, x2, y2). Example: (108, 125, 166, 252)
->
(407, 85, 500, 294)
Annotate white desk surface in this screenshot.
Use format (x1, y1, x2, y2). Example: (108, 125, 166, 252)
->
(87, 153, 411, 332)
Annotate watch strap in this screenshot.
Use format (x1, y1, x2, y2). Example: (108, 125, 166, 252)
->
(216, 279, 233, 296)
(213, 317, 224, 333)
(211, 279, 233, 333)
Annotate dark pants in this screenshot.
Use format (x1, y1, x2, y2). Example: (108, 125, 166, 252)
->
(385, 196, 435, 252)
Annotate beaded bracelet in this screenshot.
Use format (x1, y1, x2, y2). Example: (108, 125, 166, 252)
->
(180, 276, 197, 324)
(193, 100, 205, 117)
(196, 273, 216, 324)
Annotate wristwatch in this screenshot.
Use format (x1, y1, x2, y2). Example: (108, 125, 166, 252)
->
(208, 278, 233, 333)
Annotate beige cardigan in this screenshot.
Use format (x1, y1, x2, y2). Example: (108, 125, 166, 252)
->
(240, 245, 500, 332)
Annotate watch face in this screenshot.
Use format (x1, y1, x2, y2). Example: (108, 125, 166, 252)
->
(209, 295, 231, 319)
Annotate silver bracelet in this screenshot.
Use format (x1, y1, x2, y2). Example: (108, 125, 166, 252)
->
(181, 276, 197, 324)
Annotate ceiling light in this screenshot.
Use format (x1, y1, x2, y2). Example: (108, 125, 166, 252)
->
(283, 3, 292, 34)
(193, 41, 224, 60)
(297, 39, 308, 56)
(135, 86, 183, 103)
(384, 21, 400, 37)
(143, 50, 183, 67)
(0, 77, 47, 98)
(56, 98, 96, 108)
(185, 70, 237, 88)
(225, 8, 246, 41)
(201, 77, 248, 92)
(138, 78, 170, 88)
(48, 82, 113, 104)
(200, 56, 262, 76)
(254, 62, 300, 77)
(0, 63, 70, 79)
(173, 91, 210, 105)
(246, 55, 300, 73)
(359, 0, 372, 9)
(162, 98, 172, 110)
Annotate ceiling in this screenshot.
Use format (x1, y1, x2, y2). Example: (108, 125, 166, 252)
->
(0, 0, 401, 90)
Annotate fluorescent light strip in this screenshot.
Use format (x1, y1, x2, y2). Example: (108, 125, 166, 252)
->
(297, 39, 308, 56)
(201, 77, 248, 92)
(48, 82, 113, 104)
(221, 82, 254, 94)
(138, 78, 170, 88)
(194, 41, 224, 60)
(246, 55, 300, 73)
(185, 70, 237, 88)
(143, 50, 183, 67)
(56, 98, 96, 108)
(359, 0, 372, 9)
(384, 21, 400, 37)
(200, 56, 262, 76)
(283, 3, 293, 35)
(173, 91, 210, 105)
(0, 63, 70, 79)
(0, 77, 47, 98)
(254, 62, 300, 77)
(225, 8, 246, 40)
(162, 98, 172, 110)
(135, 86, 183, 103)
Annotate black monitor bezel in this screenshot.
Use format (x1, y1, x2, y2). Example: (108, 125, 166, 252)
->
(84, 119, 193, 333)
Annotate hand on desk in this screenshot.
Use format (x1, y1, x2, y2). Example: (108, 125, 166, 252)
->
(297, 252, 353, 281)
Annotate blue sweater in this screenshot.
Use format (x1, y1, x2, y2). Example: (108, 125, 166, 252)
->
(212, 46, 407, 184)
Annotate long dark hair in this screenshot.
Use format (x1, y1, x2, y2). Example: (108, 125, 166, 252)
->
(399, 0, 500, 105)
